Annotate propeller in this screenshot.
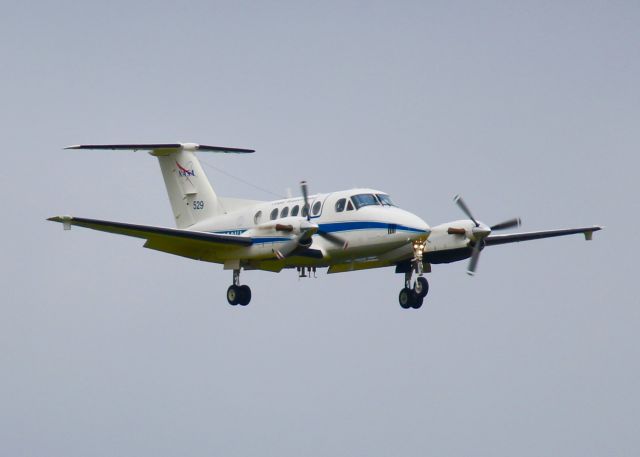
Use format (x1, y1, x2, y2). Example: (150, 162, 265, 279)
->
(273, 181, 349, 260)
(274, 219, 317, 259)
(452, 195, 521, 275)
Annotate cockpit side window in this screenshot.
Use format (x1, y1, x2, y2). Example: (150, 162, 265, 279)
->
(376, 194, 396, 206)
(351, 193, 380, 210)
(335, 198, 346, 212)
(346, 200, 354, 211)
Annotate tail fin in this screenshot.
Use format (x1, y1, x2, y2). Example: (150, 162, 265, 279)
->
(65, 143, 254, 228)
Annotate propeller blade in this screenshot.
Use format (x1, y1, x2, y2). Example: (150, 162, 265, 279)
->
(490, 218, 521, 231)
(300, 180, 310, 221)
(467, 243, 481, 276)
(274, 239, 300, 260)
(453, 195, 479, 227)
(318, 231, 348, 249)
(276, 220, 320, 259)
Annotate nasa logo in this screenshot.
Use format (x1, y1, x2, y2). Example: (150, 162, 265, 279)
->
(176, 161, 195, 177)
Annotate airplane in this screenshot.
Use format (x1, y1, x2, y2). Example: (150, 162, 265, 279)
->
(48, 143, 602, 309)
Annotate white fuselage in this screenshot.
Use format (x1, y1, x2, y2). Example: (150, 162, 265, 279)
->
(189, 188, 430, 270)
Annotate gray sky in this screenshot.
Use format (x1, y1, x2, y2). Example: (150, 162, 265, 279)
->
(1, 1, 638, 456)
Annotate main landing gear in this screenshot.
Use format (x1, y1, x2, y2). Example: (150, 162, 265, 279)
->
(398, 240, 430, 309)
(227, 269, 252, 306)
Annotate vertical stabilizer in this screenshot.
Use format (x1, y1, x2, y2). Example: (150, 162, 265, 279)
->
(154, 149, 221, 228)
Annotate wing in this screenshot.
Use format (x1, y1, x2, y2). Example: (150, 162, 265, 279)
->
(47, 216, 252, 262)
(485, 226, 602, 246)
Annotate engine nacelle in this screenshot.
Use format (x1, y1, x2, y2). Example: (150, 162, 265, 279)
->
(245, 217, 316, 237)
(425, 220, 474, 252)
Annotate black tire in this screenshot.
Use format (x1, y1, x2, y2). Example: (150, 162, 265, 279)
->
(238, 285, 252, 306)
(227, 285, 239, 306)
(411, 293, 424, 309)
(415, 277, 429, 298)
(399, 287, 414, 309)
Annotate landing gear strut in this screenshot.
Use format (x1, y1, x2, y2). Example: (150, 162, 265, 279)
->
(227, 269, 252, 306)
(398, 241, 430, 309)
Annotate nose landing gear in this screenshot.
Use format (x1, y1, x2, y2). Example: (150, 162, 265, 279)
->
(227, 269, 252, 306)
(398, 243, 430, 309)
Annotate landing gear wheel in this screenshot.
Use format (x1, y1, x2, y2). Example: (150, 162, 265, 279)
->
(414, 277, 429, 298)
(411, 294, 424, 309)
(238, 285, 252, 306)
(399, 288, 415, 309)
(227, 285, 240, 306)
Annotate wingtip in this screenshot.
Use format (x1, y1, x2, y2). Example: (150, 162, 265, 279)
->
(48, 215, 74, 230)
(584, 226, 604, 241)
(47, 215, 73, 222)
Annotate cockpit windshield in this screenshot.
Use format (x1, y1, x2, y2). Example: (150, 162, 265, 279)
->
(376, 194, 396, 206)
(351, 193, 380, 209)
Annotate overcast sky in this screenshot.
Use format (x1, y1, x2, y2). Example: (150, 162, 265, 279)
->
(1, 1, 637, 456)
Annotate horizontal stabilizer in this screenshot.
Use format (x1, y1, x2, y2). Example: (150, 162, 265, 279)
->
(64, 143, 254, 153)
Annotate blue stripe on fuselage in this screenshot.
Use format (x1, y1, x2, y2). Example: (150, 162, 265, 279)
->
(211, 220, 426, 244)
(318, 221, 424, 234)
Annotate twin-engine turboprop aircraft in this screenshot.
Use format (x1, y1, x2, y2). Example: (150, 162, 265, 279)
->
(48, 143, 602, 309)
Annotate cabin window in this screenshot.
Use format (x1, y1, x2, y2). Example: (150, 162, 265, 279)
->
(312, 201, 322, 216)
(291, 205, 300, 217)
(351, 193, 379, 209)
(280, 206, 289, 218)
(377, 194, 396, 206)
(335, 198, 346, 212)
(270, 208, 279, 220)
(301, 204, 309, 218)
(346, 200, 354, 211)
(254, 211, 262, 224)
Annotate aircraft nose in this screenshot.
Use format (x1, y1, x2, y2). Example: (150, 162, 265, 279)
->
(397, 210, 430, 237)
